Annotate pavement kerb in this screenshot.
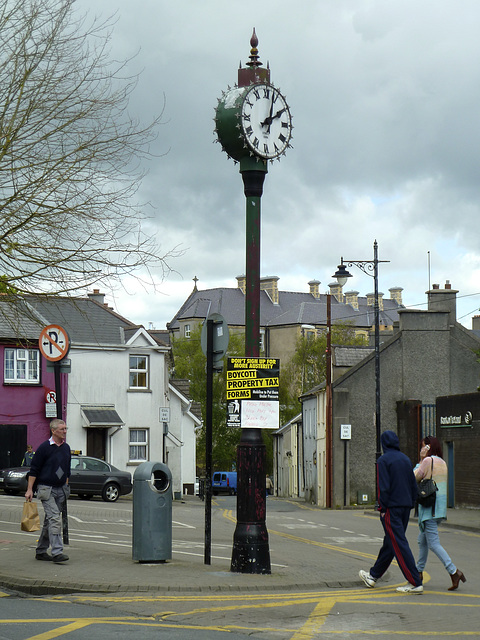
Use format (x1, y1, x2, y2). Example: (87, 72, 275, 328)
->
(0, 578, 363, 597)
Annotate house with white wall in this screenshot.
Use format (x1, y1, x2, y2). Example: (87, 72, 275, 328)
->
(0, 292, 200, 496)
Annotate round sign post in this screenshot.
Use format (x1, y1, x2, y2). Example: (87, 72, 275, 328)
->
(39, 324, 70, 420)
(39, 324, 70, 362)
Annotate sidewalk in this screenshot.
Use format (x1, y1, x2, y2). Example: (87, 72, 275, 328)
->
(1, 500, 478, 597)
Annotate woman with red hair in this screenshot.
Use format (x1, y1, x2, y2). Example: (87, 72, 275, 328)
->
(415, 436, 466, 591)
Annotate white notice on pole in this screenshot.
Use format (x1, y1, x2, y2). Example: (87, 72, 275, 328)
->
(159, 407, 170, 423)
(340, 424, 352, 440)
(241, 400, 279, 429)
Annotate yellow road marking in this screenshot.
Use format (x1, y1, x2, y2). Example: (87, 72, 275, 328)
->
(290, 597, 337, 639)
(223, 508, 380, 561)
(24, 620, 93, 640)
(288, 590, 480, 639)
(270, 527, 380, 560)
(12, 507, 478, 639)
(46, 586, 397, 604)
(3, 588, 479, 640)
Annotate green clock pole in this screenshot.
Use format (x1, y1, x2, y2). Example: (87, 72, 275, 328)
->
(215, 30, 291, 574)
(237, 32, 271, 574)
(230, 154, 271, 574)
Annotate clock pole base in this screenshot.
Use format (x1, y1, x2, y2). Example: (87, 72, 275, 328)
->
(230, 428, 271, 575)
(231, 523, 271, 574)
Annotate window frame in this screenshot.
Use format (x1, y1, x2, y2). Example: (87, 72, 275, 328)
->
(184, 324, 191, 338)
(129, 354, 149, 390)
(4, 348, 40, 384)
(128, 428, 149, 463)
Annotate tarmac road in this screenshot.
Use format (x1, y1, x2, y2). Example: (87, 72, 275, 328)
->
(0, 493, 479, 638)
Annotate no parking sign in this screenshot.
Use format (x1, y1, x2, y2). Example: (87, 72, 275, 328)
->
(38, 324, 70, 362)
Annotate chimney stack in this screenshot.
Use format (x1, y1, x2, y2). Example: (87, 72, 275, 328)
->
(236, 275, 246, 294)
(427, 282, 458, 321)
(260, 276, 279, 304)
(344, 290, 359, 310)
(88, 289, 106, 305)
(389, 287, 403, 306)
(308, 279, 321, 299)
(366, 292, 384, 310)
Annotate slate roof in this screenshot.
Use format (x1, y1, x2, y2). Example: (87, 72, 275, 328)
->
(24, 295, 135, 345)
(333, 345, 374, 368)
(0, 298, 44, 341)
(170, 379, 203, 421)
(149, 329, 171, 346)
(0, 294, 139, 346)
(168, 287, 403, 330)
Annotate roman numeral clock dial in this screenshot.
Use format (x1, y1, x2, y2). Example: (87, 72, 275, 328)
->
(241, 84, 292, 160)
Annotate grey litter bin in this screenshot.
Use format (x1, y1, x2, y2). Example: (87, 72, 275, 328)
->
(132, 461, 172, 563)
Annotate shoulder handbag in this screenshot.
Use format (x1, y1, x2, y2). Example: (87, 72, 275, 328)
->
(417, 457, 438, 516)
(21, 500, 41, 532)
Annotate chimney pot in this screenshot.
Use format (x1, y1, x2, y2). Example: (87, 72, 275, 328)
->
(432, 284, 439, 290)
(445, 281, 451, 290)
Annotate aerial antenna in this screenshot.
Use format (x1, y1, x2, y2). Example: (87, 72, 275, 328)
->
(427, 251, 431, 290)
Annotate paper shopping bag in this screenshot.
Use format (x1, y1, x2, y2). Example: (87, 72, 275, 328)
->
(21, 501, 40, 532)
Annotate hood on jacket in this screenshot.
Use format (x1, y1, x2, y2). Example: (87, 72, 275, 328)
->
(381, 430, 400, 453)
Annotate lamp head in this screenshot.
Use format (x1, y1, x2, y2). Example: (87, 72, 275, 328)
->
(332, 261, 352, 287)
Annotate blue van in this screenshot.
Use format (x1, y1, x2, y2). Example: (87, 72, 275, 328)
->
(212, 471, 237, 495)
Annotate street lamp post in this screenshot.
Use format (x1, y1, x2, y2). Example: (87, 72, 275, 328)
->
(332, 240, 389, 500)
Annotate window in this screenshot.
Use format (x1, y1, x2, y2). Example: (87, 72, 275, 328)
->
(4, 348, 40, 383)
(84, 457, 109, 472)
(129, 355, 149, 389)
(184, 324, 191, 338)
(129, 429, 148, 462)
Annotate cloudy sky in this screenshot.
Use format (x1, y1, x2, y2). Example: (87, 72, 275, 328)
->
(81, 0, 480, 330)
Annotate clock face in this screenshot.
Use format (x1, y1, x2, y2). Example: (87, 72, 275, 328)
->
(240, 84, 292, 159)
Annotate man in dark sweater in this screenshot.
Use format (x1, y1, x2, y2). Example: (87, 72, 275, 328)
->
(359, 430, 423, 594)
(25, 418, 71, 563)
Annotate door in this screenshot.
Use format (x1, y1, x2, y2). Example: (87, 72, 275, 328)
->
(86, 428, 106, 460)
(0, 424, 27, 467)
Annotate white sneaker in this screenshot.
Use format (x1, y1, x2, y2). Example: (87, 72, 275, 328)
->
(359, 569, 376, 588)
(396, 584, 423, 594)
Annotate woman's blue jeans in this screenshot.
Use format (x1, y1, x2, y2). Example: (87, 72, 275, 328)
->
(416, 518, 456, 575)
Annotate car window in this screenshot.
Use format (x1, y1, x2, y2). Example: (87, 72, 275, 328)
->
(71, 458, 84, 470)
(84, 458, 109, 472)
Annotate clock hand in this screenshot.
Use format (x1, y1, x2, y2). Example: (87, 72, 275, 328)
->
(272, 107, 286, 120)
(261, 106, 287, 129)
(261, 98, 276, 131)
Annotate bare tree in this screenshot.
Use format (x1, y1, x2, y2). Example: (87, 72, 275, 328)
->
(0, 0, 175, 294)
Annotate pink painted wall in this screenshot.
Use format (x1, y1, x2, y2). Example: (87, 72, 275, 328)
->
(0, 346, 69, 450)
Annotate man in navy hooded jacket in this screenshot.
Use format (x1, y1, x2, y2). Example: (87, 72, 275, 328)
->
(359, 430, 423, 593)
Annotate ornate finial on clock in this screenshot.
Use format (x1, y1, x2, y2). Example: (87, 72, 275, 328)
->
(246, 28, 262, 68)
(238, 29, 270, 86)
